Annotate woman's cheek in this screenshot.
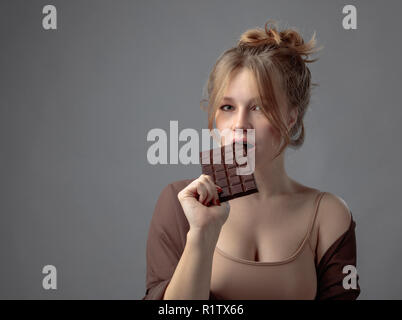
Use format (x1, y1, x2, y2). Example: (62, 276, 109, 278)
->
(254, 125, 279, 153)
(215, 116, 232, 144)
(215, 113, 232, 131)
(214, 112, 223, 129)
(266, 123, 282, 144)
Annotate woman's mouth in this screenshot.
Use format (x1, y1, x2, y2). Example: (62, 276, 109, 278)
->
(233, 137, 254, 146)
(232, 140, 255, 155)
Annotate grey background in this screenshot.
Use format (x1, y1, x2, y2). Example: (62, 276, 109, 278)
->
(0, 0, 401, 299)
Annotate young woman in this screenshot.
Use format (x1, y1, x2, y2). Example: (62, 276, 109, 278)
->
(143, 20, 360, 300)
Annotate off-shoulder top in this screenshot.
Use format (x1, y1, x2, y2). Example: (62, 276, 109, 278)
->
(142, 180, 361, 300)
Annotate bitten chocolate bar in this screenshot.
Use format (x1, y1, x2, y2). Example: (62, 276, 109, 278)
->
(199, 144, 258, 202)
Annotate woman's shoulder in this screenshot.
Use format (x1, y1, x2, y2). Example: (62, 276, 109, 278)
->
(292, 181, 352, 226)
(317, 191, 353, 228)
(315, 190, 354, 264)
(151, 179, 196, 230)
(154, 179, 196, 210)
(167, 179, 196, 194)
(298, 182, 353, 239)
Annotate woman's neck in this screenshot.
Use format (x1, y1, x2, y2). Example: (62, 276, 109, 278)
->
(252, 153, 295, 200)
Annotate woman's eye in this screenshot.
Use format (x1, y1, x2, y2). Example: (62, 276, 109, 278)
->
(253, 105, 262, 111)
(220, 105, 233, 111)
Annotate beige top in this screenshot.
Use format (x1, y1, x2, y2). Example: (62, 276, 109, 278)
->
(210, 192, 325, 300)
(142, 180, 361, 300)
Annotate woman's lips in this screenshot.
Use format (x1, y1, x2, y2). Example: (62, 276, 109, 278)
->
(232, 140, 255, 155)
(232, 138, 255, 148)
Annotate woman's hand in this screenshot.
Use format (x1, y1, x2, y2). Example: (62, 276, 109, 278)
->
(177, 174, 230, 233)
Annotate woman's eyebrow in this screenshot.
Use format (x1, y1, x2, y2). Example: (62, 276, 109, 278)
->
(222, 96, 259, 104)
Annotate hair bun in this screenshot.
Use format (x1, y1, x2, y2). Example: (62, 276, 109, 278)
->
(238, 19, 282, 47)
(238, 19, 322, 62)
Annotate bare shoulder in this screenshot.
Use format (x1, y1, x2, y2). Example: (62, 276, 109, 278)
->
(315, 192, 352, 264)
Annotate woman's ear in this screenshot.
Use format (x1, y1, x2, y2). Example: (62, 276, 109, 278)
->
(287, 108, 298, 131)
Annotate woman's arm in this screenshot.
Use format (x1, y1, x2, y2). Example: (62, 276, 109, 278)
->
(163, 227, 221, 300)
(142, 181, 193, 300)
(142, 179, 227, 300)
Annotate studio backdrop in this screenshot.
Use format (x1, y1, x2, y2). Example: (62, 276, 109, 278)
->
(0, 0, 401, 299)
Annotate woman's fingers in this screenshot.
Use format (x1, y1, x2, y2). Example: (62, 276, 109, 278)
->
(196, 181, 208, 204)
(200, 174, 221, 206)
(208, 176, 223, 205)
(199, 175, 213, 205)
(178, 174, 223, 207)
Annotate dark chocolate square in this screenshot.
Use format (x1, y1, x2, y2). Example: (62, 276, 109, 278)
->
(199, 144, 258, 202)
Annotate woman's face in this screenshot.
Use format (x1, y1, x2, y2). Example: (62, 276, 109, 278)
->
(214, 68, 294, 168)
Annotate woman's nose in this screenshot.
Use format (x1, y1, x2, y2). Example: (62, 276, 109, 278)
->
(233, 108, 252, 130)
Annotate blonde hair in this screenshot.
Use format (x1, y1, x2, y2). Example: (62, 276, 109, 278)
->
(200, 19, 323, 159)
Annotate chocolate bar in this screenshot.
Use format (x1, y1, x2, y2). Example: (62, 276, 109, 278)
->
(199, 144, 258, 202)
